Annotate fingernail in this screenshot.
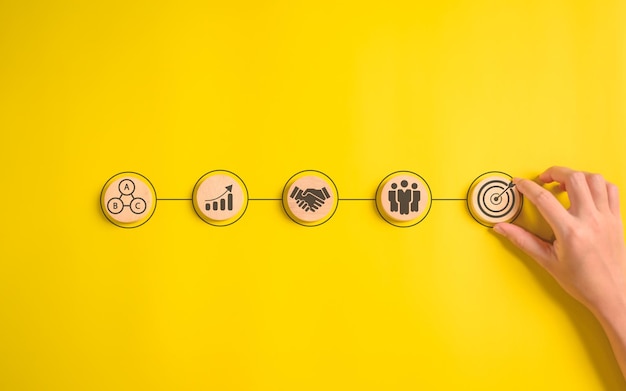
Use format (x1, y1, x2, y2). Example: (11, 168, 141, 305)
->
(512, 177, 522, 184)
(493, 224, 505, 236)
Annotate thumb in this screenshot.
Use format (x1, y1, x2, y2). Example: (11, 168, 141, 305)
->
(493, 223, 554, 270)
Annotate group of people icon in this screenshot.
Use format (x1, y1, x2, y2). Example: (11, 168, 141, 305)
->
(388, 180, 420, 215)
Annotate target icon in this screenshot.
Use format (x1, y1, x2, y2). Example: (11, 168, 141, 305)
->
(467, 172, 523, 227)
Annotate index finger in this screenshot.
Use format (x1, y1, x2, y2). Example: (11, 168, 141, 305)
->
(538, 166, 595, 213)
(514, 177, 572, 233)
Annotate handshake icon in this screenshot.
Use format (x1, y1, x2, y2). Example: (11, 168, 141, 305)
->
(289, 186, 331, 212)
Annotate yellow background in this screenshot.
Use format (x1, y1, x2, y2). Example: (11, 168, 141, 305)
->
(1, 1, 626, 390)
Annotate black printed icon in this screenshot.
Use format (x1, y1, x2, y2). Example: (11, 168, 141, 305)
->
(193, 170, 249, 226)
(388, 180, 421, 215)
(205, 185, 234, 211)
(106, 179, 147, 215)
(376, 171, 432, 227)
(282, 171, 338, 226)
(467, 172, 523, 227)
(475, 179, 517, 220)
(289, 186, 331, 212)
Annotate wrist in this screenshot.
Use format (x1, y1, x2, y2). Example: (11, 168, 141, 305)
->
(588, 290, 626, 380)
(591, 292, 626, 330)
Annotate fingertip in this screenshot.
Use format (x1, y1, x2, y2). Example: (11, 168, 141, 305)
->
(538, 166, 566, 184)
(493, 223, 507, 236)
(608, 182, 621, 216)
(511, 177, 533, 194)
(512, 177, 527, 188)
(537, 170, 551, 184)
(512, 177, 538, 185)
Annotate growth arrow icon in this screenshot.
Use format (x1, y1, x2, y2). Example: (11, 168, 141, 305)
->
(205, 185, 233, 202)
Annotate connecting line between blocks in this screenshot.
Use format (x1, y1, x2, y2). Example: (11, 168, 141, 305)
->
(156, 198, 467, 202)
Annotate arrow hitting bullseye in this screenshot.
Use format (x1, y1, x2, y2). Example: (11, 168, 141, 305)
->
(493, 182, 515, 203)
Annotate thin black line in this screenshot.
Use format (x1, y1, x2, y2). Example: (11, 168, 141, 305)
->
(253, 198, 377, 201)
(158, 197, 466, 202)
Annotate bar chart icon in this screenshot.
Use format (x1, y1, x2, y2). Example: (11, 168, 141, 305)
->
(205, 185, 234, 211)
(193, 171, 248, 226)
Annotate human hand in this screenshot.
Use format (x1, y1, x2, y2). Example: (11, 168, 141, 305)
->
(493, 166, 626, 318)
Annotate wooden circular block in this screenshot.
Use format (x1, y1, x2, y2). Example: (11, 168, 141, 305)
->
(468, 172, 523, 227)
(376, 171, 432, 227)
(101, 172, 156, 228)
(193, 170, 248, 226)
(282, 171, 338, 226)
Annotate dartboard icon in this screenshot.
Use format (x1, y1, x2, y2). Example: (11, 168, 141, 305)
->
(468, 172, 523, 227)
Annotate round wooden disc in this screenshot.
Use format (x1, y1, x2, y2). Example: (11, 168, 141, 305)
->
(469, 174, 522, 226)
(376, 172, 432, 226)
(193, 171, 248, 225)
(101, 173, 156, 227)
(283, 172, 337, 225)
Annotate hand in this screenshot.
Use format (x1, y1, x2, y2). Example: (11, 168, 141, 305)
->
(493, 166, 626, 380)
(494, 166, 626, 318)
